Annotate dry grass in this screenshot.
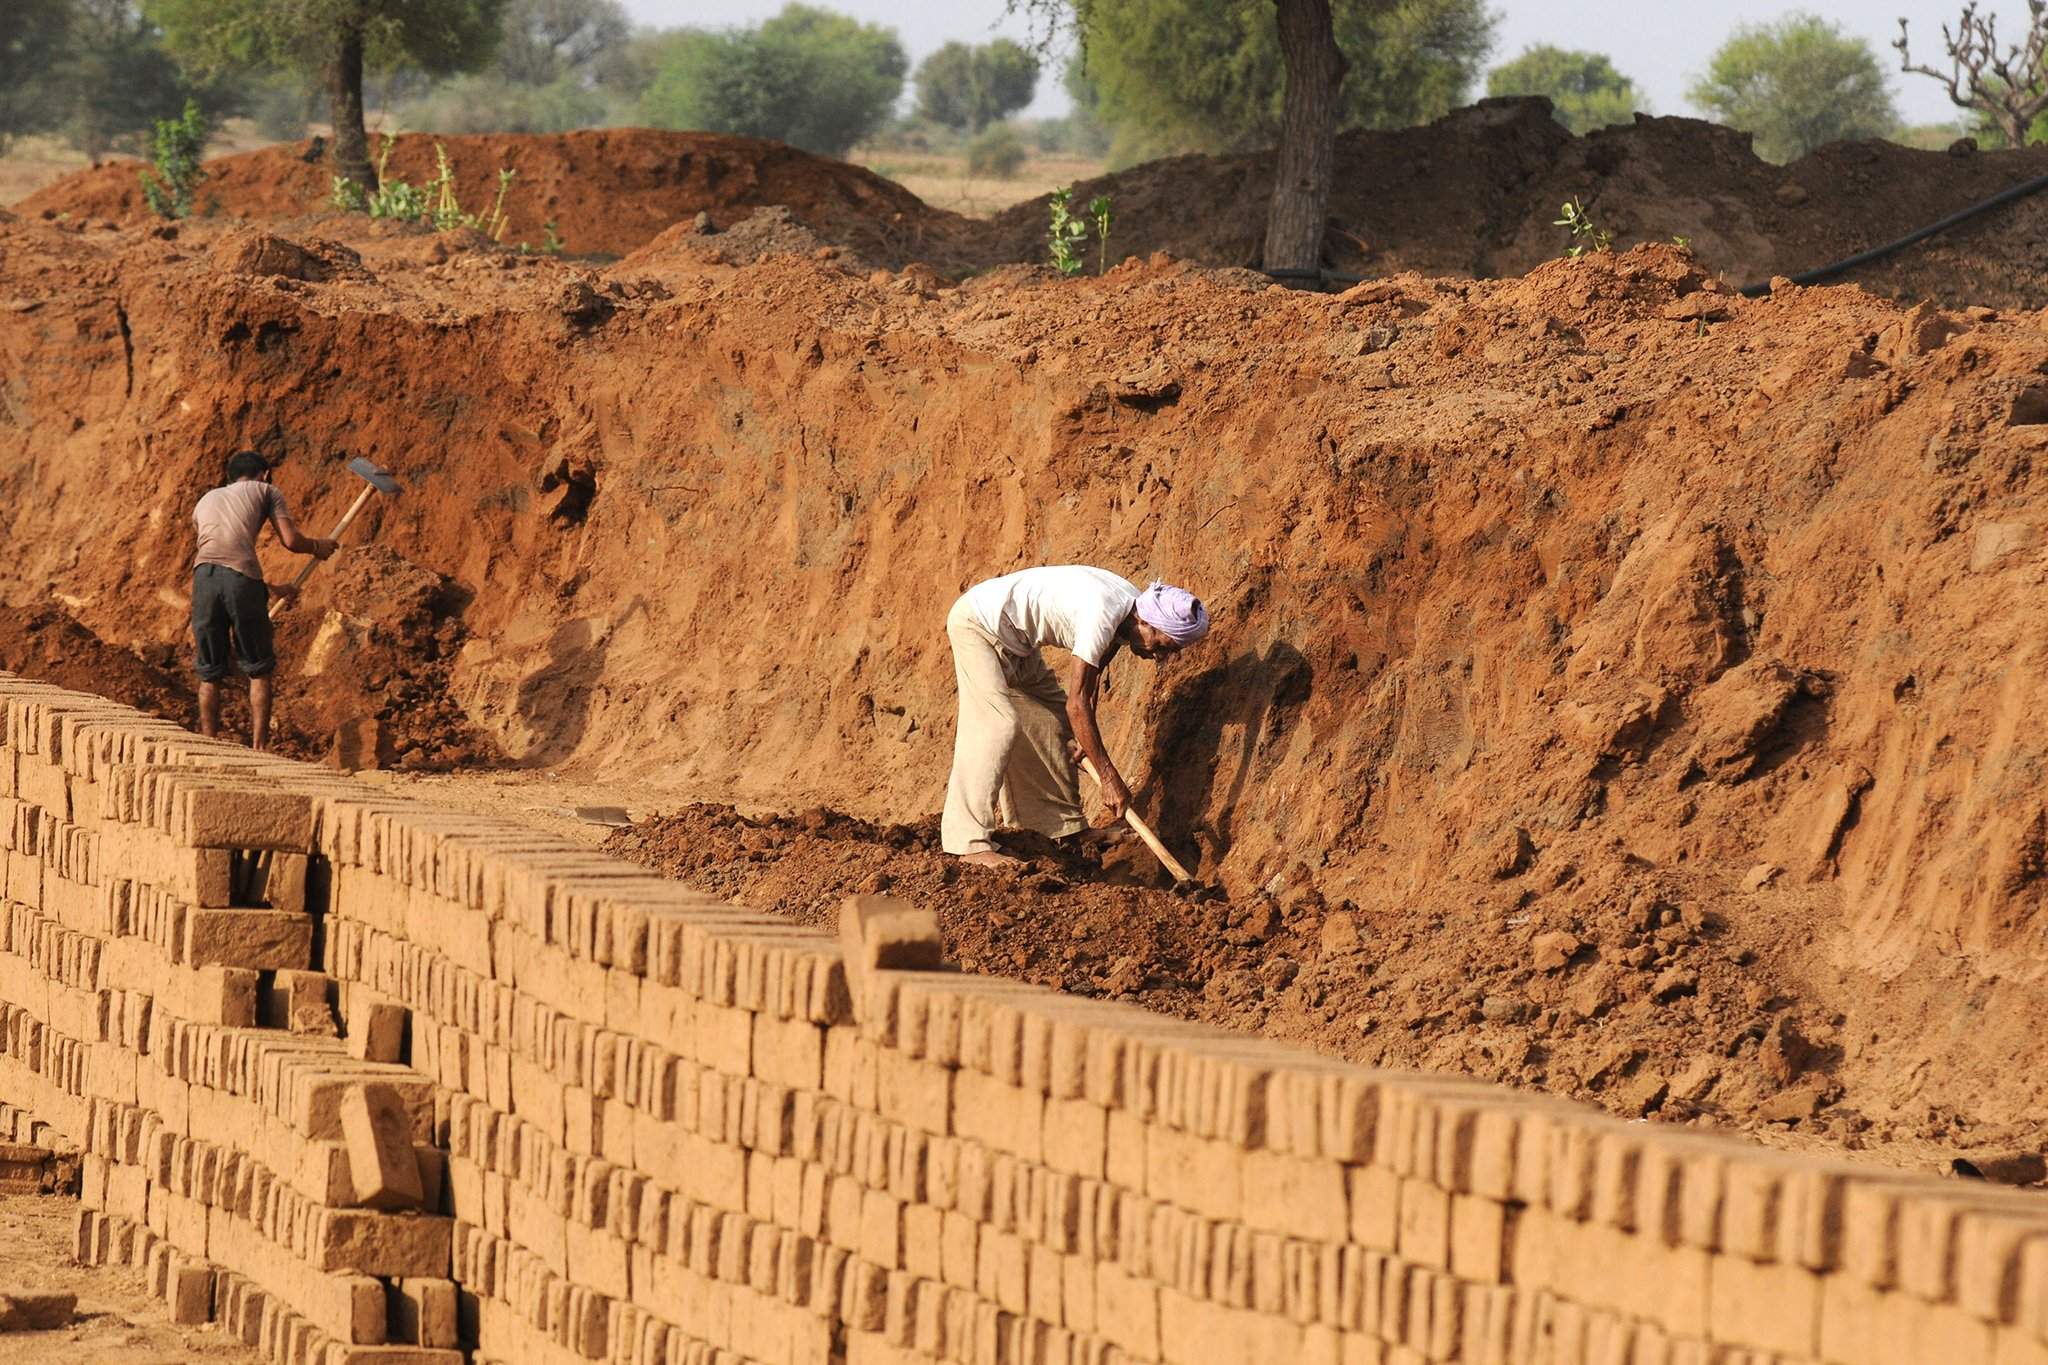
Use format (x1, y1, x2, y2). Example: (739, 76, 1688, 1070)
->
(856, 150, 1106, 218)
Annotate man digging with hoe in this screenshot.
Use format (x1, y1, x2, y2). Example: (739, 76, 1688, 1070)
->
(942, 565, 1211, 870)
(189, 450, 336, 750)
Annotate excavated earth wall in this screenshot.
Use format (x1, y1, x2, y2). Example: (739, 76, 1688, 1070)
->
(2, 209, 2048, 1154)
(8, 674, 2048, 1365)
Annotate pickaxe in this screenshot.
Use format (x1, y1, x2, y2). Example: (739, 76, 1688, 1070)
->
(269, 456, 401, 617)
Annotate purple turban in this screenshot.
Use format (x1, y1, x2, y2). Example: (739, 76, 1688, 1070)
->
(1135, 581, 1210, 646)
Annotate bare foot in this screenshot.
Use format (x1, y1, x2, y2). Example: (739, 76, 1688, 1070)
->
(959, 850, 1025, 870)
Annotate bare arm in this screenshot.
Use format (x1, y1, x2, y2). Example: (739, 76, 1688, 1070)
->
(269, 505, 334, 558)
(1066, 657, 1130, 820)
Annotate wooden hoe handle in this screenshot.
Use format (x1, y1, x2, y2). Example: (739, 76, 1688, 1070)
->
(1078, 755, 1195, 882)
(269, 483, 377, 618)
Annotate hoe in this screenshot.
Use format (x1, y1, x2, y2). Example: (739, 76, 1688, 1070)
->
(269, 456, 402, 617)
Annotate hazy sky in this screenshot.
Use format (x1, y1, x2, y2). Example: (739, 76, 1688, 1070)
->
(623, 1, 2016, 128)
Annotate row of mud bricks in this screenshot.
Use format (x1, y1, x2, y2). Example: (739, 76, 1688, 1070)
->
(0, 672, 2046, 1365)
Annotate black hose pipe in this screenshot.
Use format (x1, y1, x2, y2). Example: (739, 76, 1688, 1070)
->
(1258, 168, 2048, 297)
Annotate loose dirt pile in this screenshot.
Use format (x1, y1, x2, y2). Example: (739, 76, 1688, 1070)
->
(17, 104, 2048, 305)
(3, 183, 2046, 1173)
(13, 128, 973, 264)
(604, 801, 2022, 1168)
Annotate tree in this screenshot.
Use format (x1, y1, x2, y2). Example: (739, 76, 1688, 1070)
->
(1897, 2, 2048, 148)
(57, 1, 234, 162)
(637, 5, 906, 159)
(914, 39, 1040, 132)
(145, 0, 507, 191)
(0, 0, 72, 151)
(492, 0, 627, 86)
(1688, 13, 1900, 163)
(1014, 0, 1493, 269)
(1487, 45, 1646, 135)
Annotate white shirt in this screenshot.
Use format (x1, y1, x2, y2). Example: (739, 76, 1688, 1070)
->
(966, 565, 1139, 668)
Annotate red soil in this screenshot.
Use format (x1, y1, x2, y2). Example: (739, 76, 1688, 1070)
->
(3, 130, 2046, 1171)
(16, 104, 2048, 305)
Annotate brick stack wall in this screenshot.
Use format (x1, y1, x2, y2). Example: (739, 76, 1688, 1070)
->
(0, 673, 2044, 1365)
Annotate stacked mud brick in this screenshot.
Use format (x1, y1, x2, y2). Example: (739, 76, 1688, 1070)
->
(3, 671, 2048, 1365)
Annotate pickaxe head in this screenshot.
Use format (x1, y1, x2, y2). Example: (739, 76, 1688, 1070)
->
(346, 456, 401, 495)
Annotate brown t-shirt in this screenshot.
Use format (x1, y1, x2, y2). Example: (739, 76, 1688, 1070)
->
(192, 480, 297, 582)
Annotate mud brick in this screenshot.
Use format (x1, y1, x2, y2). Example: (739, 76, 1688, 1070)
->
(838, 896, 942, 1023)
(1350, 1165, 1400, 1252)
(312, 1209, 453, 1276)
(177, 785, 315, 851)
(1894, 1191, 1964, 1303)
(752, 1013, 823, 1090)
(17, 756, 70, 817)
(1842, 1179, 1907, 1288)
(1395, 1178, 1450, 1270)
(566, 1219, 630, 1301)
(1097, 1262, 1161, 1359)
(1038, 1096, 1105, 1181)
(1995, 1325, 2048, 1365)
(940, 1211, 978, 1290)
(177, 848, 234, 907)
(1676, 1147, 1728, 1252)
(184, 909, 314, 971)
(168, 1258, 213, 1325)
(346, 1001, 408, 1065)
(875, 1050, 951, 1137)
(1706, 1252, 1819, 1356)
(184, 965, 259, 1027)
(260, 970, 338, 1035)
(342, 1083, 424, 1212)
(1953, 1211, 2048, 1324)
(1449, 1195, 1507, 1284)
(1240, 1149, 1346, 1243)
(953, 1070, 1044, 1165)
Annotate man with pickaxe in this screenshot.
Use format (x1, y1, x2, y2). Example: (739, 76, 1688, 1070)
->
(941, 566, 1211, 871)
(190, 450, 396, 750)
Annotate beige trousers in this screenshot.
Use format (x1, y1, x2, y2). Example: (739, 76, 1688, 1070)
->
(941, 595, 1085, 855)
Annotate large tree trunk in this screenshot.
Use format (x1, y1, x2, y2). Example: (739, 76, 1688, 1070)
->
(326, 22, 374, 192)
(1261, 0, 1346, 274)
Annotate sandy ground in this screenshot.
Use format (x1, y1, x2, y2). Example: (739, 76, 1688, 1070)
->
(851, 150, 1105, 217)
(0, 1194, 260, 1363)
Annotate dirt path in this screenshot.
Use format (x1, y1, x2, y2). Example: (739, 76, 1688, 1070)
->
(0, 1194, 259, 1364)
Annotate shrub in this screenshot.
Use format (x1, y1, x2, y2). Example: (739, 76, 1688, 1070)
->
(966, 124, 1027, 178)
(140, 98, 209, 219)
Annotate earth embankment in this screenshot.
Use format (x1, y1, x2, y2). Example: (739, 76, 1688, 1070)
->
(0, 205, 2043, 1158)
(17, 103, 2048, 306)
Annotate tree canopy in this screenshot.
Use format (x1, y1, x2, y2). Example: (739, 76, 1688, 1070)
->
(492, 0, 628, 86)
(1069, 0, 1496, 167)
(1689, 12, 1900, 162)
(637, 4, 906, 158)
(145, 0, 506, 186)
(914, 38, 1039, 132)
(1487, 44, 1646, 135)
(0, 0, 74, 151)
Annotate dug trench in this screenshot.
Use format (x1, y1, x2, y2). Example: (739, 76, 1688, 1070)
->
(1, 203, 2045, 1174)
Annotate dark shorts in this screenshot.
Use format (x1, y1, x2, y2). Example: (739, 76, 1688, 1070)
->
(191, 564, 275, 681)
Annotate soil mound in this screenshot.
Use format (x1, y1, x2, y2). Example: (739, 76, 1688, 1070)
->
(13, 128, 975, 263)
(17, 105, 2048, 303)
(983, 99, 2048, 308)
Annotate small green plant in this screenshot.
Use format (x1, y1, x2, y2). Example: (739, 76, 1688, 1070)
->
(140, 99, 209, 220)
(1047, 186, 1088, 275)
(1090, 194, 1113, 275)
(1553, 196, 1613, 257)
(1671, 234, 1693, 250)
(541, 219, 565, 255)
(330, 136, 515, 240)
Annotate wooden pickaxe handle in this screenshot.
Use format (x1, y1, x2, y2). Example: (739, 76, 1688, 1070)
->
(1078, 755, 1194, 882)
(268, 482, 376, 618)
